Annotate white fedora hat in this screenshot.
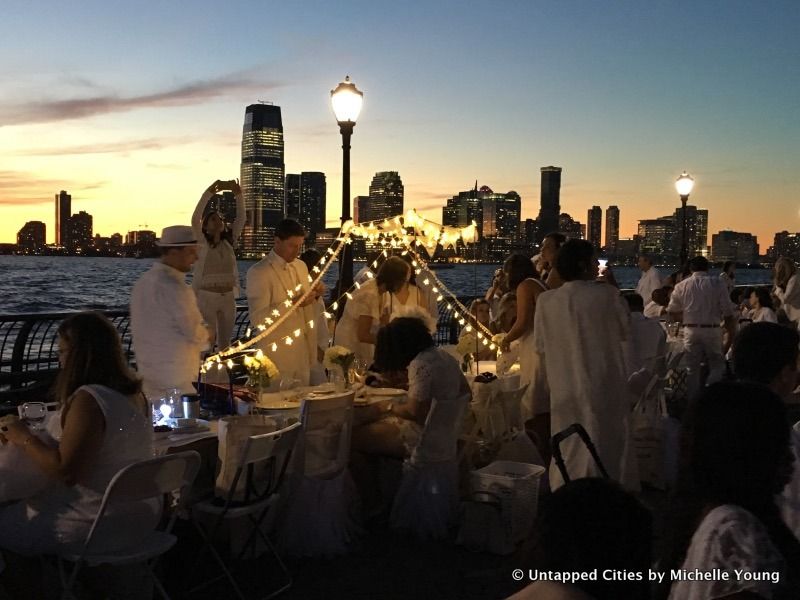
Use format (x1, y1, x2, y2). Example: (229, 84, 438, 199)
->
(156, 225, 197, 247)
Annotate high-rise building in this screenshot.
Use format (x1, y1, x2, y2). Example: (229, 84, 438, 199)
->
(367, 171, 404, 222)
(605, 206, 620, 253)
(711, 231, 759, 264)
(673, 205, 709, 258)
(638, 218, 676, 259)
(55, 190, 71, 246)
(66, 211, 93, 253)
(241, 103, 285, 255)
(354, 196, 369, 224)
(771, 231, 800, 263)
(558, 213, 584, 240)
(285, 174, 301, 221)
(524, 219, 538, 247)
(299, 172, 326, 234)
(17, 221, 46, 253)
(587, 206, 602, 250)
(481, 188, 521, 238)
(535, 166, 562, 244)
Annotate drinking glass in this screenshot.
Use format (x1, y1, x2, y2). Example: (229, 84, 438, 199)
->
(21, 402, 47, 431)
(280, 373, 301, 401)
(167, 388, 183, 419)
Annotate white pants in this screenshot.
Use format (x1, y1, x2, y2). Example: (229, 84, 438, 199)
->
(196, 290, 236, 350)
(682, 327, 725, 400)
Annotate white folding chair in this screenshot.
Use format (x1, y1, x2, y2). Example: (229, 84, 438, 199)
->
(190, 421, 302, 600)
(58, 450, 201, 600)
(277, 390, 360, 557)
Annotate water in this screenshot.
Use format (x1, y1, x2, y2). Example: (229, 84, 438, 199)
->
(0, 255, 773, 315)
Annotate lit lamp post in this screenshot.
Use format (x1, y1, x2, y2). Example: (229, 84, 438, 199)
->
(675, 171, 695, 266)
(331, 76, 363, 306)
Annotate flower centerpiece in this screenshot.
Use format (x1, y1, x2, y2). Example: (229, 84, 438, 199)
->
(243, 350, 280, 399)
(324, 346, 355, 391)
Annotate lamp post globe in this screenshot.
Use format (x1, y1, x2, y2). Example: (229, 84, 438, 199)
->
(675, 171, 694, 266)
(331, 76, 363, 309)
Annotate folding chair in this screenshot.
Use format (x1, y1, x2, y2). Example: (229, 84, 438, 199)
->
(189, 421, 302, 599)
(58, 450, 201, 600)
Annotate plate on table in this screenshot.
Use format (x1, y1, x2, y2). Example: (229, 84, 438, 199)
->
(166, 418, 210, 434)
(363, 387, 407, 397)
(257, 399, 301, 410)
(353, 396, 385, 406)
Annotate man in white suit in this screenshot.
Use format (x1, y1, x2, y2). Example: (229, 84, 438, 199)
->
(246, 219, 324, 386)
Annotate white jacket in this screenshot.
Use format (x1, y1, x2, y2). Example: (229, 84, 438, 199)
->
(191, 190, 246, 295)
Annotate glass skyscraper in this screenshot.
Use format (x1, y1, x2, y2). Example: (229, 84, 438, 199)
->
(241, 103, 285, 255)
(536, 166, 562, 244)
(55, 190, 71, 247)
(367, 171, 404, 222)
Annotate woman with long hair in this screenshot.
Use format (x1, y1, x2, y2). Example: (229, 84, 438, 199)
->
(0, 312, 157, 591)
(191, 179, 246, 350)
(773, 257, 800, 327)
(499, 254, 550, 453)
(657, 381, 800, 599)
(750, 287, 778, 323)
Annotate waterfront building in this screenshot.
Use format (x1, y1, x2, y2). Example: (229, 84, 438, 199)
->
(17, 221, 46, 254)
(587, 206, 602, 250)
(443, 187, 482, 234)
(354, 196, 369, 224)
(558, 213, 584, 240)
(524, 218, 538, 248)
(770, 231, 800, 263)
(711, 231, 759, 264)
(638, 218, 676, 260)
(672, 205, 708, 258)
(55, 190, 71, 247)
(125, 230, 157, 256)
(300, 172, 326, 235)
(615, 238, 640, 264)
(605, 205, 620, 253)
(481, 189, 521, 238)
(366, 171, 404, 223)
(66, 211, 93, 253)
(285, 174, 301, 221)
(535, 166, 562, 243)
(240, 103, 285, 255)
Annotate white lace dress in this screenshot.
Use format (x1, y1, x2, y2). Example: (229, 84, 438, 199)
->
(390, 347, 472, 539)
(0, 385, 158, 555)
(668, 504, 786, 600)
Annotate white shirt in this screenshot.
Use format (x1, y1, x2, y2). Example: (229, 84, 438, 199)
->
(626, 312, 667, 375)
(667, 271, 735, 325)
(750, 306, 778, 323)
(643, 300, 666, 319)
(635, 267, 662, 304)
(131, 261, 208, 396)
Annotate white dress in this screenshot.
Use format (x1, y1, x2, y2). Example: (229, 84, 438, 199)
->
(334, 281, 437, 365)
(668, 505, 786, 600)
(0, 385, 158, 555)
(533, 281, 638, 490)
(390, 347, 472, 539)
(518, 278, 550, 421)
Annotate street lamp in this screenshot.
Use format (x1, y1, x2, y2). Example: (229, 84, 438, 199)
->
(675, 171, 695, 266)
(331, 76, 363, 307)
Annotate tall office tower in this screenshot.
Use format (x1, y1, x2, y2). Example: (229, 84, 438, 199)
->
(587, 206, 602, 250)
(240, 103, 285, 255)
(17, 221, 46, 253)
(535, 167, 562, 244)
(672, 205, 709, 258)
(638, 218, 677, 259)
(442, 196, 461, 227)
(711, 231, 759, 263)
(368, 171, 404, 221)
(524, 219, 538, 246)
(605, 205, 620, 252)
(300, 172, 326, 234)
(481, 189, 521, 238)
(285, 174, 301, 221)
(354, 196, 370, 223)
(55, 190, 71, 246)
(66, 211, 93, 252)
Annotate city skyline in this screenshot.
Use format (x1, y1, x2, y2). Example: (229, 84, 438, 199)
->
(0, 3, 798, 246)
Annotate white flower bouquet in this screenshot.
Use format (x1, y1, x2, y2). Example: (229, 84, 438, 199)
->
(324, 345, 355, 373)
(243, 350, 280, 391)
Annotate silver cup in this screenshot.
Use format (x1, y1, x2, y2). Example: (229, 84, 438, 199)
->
(181, 394, 200, 419)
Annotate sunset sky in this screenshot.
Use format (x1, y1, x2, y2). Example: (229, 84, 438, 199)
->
(1, 1, 798, 248)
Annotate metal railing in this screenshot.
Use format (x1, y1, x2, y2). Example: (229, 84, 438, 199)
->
(0, 299, 478, 407)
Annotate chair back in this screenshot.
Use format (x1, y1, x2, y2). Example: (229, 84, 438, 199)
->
(225, 421, 302, 504)
(81, 451, 201, 557)
(298, 391, 355, 479)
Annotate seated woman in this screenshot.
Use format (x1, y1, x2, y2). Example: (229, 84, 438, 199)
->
(656, 381, 800, 600)
(334, 256, 413, 365)
(0, 312, 157, 596)
(749, 287, 778, 323)
(457, 298, 495, 362)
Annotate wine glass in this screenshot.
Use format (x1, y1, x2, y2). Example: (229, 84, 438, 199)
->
(167, 387, 183, 419)
(280, 373, 301, 401)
